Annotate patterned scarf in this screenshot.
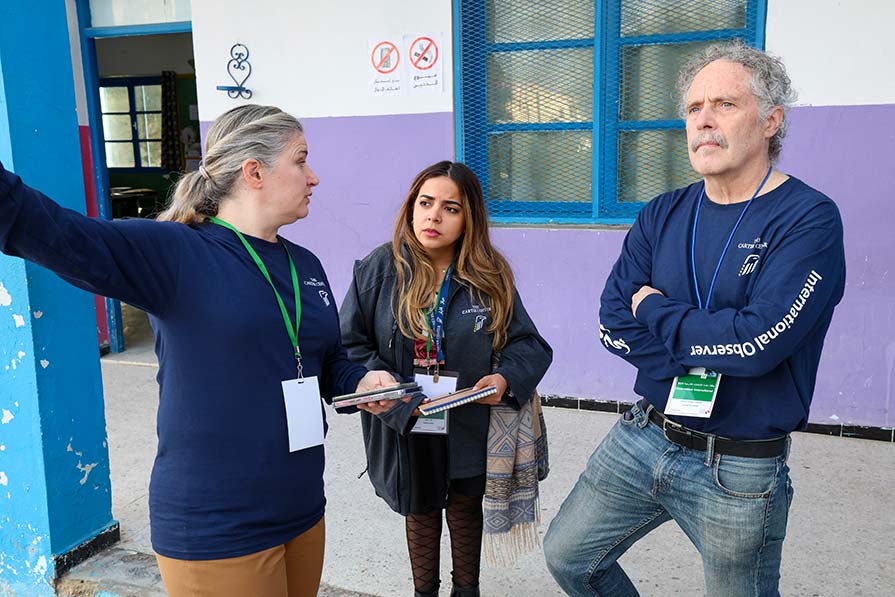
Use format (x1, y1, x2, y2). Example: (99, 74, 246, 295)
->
(483, 393, 549, 564)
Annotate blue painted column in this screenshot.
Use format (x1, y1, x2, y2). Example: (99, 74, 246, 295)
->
(0, 2, 118, 595)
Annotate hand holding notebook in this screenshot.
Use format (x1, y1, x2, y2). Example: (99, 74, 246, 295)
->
(418, 385, 499, 416)
(470, 373, 507, 405)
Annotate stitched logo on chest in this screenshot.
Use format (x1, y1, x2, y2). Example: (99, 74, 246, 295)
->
(473, 315, 487, 333)
(737, 236, 768, 250)
(739, 254, 760, 277)
(318, 290, 330, 307)
(462, 305, 491, 315)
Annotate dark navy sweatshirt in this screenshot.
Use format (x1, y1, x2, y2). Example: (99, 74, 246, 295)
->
(599, 176, 845, 440)
(0, 164, 367, 559)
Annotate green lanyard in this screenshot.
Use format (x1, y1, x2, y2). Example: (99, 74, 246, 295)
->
(209, 217, 303, 377)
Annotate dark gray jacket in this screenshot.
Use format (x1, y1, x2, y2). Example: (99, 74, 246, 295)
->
(340, 243, 552, 515)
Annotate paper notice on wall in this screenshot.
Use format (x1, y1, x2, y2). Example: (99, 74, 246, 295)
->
(369, 39, 404, 97)
(404, 34, 442, 94)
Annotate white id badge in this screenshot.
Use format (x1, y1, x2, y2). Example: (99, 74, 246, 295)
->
(664, 367, 721, 418)
(282, 376, 325, 452)
(411, 369, 458, 434)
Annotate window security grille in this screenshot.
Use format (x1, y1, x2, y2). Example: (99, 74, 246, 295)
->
(457, 0, 765, 224)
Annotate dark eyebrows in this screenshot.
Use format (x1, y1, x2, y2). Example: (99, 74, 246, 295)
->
(419, 194, 462, 207)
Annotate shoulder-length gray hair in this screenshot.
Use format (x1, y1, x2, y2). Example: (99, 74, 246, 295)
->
(157, 104, 304, 224)
(677, 40, 797, 163)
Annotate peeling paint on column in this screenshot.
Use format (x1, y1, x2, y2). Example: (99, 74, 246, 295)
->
(40, 359, 49, 369)
(1, 409, 13, 424)
(0, 471, 7, 486)
(68, 438, 97, 484)
(76, 462, 97, 485)
(33, 310, 43, 318)
(0, 282, 12, 306)
(12, 313, 25, 327)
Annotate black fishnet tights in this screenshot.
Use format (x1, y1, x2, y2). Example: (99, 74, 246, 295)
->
(445, 491, 483, 590)
(406, 490, 483, 595)
(406, 509, 442, 595)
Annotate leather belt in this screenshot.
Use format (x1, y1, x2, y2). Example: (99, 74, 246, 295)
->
(645, 403, 787, 459)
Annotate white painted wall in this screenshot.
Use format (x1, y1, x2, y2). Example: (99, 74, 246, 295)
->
(88, 0, 191, 28)
(96, 33, 195, 77)
(191, 0, 453, 122)
(82, 0, 895, 127)
(767, 0, 895, 106)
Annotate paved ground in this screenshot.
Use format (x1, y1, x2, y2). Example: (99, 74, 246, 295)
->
(59, 307, 895, 596)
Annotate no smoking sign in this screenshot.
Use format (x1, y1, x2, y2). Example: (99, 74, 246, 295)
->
(368, 34, 443, 97)
(409, 36, 439, 71)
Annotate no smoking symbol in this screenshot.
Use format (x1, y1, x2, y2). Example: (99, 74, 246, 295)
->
(371, 41, 399, 74)
(410, 36, 438, 71)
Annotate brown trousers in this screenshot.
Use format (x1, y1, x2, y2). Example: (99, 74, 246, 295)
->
(156, 516, 325, 597)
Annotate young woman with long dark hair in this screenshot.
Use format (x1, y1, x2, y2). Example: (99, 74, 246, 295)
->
(341, 161, 552, 596)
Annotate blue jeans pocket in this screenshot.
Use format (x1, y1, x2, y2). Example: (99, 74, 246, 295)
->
(712, 454, 779, 498)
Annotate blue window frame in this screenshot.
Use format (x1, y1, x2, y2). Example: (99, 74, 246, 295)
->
(98, 76, 164, 172)
(455, 0, 767, 225)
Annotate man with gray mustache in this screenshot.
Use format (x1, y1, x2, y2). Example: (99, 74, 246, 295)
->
(544, 42, 845, 596)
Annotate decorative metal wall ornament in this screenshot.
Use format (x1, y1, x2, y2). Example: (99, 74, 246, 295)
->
(215, 44, 253, 99)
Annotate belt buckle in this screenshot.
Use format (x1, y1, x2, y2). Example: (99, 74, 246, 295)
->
(663, 417, 687, 435)
(662, 418, 693, 445)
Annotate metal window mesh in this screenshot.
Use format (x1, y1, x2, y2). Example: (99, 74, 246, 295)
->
(488, 49, 594, 124)
(487, 0, 595, 43)
(489, 131, 593, 203)
(459, 0, 756, 221)
(617, 129, 693, 204)
(620, 0, 746, 37)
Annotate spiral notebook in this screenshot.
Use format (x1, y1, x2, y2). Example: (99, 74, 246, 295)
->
(418, 386, 497, 416)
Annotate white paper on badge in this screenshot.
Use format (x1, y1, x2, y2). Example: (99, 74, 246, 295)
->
(282, 376, 325, 452)
(412, 371, 457, 434)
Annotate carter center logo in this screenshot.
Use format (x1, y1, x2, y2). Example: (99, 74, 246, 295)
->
(473, 314, 487, 333)
(739, 254, 760, 277)
(599, 324, 630, 354)
(318, 290, 330, 306)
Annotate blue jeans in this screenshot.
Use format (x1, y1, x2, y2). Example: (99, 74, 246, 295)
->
(544, 402, 793, 596)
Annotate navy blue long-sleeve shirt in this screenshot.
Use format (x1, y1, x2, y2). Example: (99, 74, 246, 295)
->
(0, 164, 366, 559)
(599, 176, 845, 440)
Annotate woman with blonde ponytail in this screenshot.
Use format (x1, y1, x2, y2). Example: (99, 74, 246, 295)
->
(0, 104, 394, 597)
(340, 161, 553, 596)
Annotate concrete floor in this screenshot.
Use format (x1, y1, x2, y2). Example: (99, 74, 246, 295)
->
(61, 306, 895, 596)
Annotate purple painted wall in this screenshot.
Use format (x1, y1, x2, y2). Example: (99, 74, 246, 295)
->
(778, 104, 895, 428)
(201, 104, 895, 428)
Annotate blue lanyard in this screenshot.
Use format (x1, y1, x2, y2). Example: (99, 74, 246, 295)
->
(690, 166, 772, 310)
(426, 263, 453, 362)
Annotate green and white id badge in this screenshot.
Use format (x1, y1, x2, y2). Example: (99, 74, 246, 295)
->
(282, 376, 325, 452)
(664, 367, 721, 418)
(411, 368, 457, 434)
